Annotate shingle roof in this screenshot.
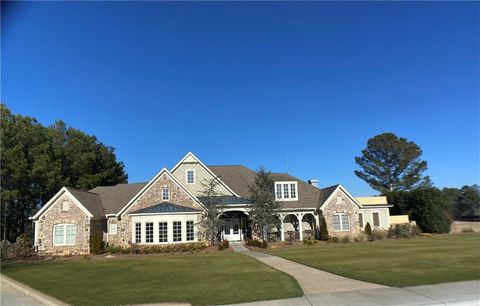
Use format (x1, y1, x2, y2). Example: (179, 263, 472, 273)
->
(197, 196, 251, 205)
(89, 182, 147, 215)
(208, 165, 256, 198)
(130, 202, 201, 214)
(65, 187, 104, 218)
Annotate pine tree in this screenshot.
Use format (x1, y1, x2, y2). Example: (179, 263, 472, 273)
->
(319, 216, 329, 240)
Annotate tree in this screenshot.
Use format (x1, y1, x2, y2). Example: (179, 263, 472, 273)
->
(248, 167, 282, 241)
(448, 185, 480, 220)
(364, 222, 372, 236)
(1, 104, 128, 242)
(387, 188, 452, 233)
(319, 216, 329, 240)
(354, 133, 431, 194)
(198, 177, 223, 246)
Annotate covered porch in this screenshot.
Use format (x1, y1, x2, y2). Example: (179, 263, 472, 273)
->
(279, 211, 319, 241)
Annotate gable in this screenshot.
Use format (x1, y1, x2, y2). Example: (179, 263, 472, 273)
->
(119, 168, 204, 216)
(32, 188, 94, 220)
(321, 187, 361, 213)
(171, 152, 237, 197)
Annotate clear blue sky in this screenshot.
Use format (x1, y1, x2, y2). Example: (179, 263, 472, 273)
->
(2, 2, 479, 195)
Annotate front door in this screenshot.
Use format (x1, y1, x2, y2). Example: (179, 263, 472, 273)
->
(223, 218, 242, 241)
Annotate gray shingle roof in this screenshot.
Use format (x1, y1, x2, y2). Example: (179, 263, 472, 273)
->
(208, 165, 256, 198)
(89, 182, 147, 215)
(130, 203, 201, 214)
(65, 187, 104, 218)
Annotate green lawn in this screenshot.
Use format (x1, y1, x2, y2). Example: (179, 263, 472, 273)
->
(264, 233, 480, 287)
(1, 251, 302, 305)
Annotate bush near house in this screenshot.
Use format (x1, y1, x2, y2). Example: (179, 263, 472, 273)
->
(90, 232, 104, 255)
(106, 242, 208, 254)
(387, 224, 421, 239)
(319, 216, 329, 240)
(1, 234, 34, 260)
(218, 240, 229, 251)
(245, 239, 268, 248)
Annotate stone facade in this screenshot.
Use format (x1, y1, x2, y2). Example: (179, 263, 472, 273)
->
(108, 172, 202, 246)
(321, 189, 360, 236)
(36, 193, 91, 255)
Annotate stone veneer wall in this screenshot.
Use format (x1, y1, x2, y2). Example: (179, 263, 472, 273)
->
(108, 173, 202, 246)
(37, 193, 91, 255)
(321, 189, 360, 236)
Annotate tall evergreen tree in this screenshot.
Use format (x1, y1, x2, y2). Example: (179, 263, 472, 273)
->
(355, 132, 431, 194)
(1, 104, 128, 242)
(198, 177, 223, 246)
(248, 167, 282, 241)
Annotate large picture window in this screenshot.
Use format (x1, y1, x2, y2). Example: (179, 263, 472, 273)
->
(145, 222, 154, 243)
(53, 224, 76, 245)
(332, 214, 350, 231)
(173, 221, 182, 242)
(186, 221, 194, 241)
(158, 222, 168, 243)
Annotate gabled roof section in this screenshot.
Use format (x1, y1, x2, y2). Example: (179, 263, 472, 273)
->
(130, 203, 201, 215)
(117, 167, 203, 216)
(90, 182, 147, 215)
(172, 152, 240, 197)
(31, 187, 97, 220)
(208, 165, 256, 198)
(319, 184, 363, 209)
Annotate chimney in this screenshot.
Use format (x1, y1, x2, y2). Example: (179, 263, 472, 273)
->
(308, 179, 319, 188)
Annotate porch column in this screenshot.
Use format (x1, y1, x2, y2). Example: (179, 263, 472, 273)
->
(297, 213, 305, 241)
(280, 214, 285, 242)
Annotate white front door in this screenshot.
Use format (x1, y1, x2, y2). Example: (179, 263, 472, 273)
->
(223, 218, 242, 241)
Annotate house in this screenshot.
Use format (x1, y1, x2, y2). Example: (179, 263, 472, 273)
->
(31, 152, 393, 255)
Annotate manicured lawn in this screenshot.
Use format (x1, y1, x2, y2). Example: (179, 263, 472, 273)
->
(264, 233, 480, 287)
(1, 251, 302, 305)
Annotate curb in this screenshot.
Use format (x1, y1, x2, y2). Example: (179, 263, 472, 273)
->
(1, 274, 69, 306)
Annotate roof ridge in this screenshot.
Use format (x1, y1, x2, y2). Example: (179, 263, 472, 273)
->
(321, 184, 340, 190)
(65, 187, 99, 195)
(208, 164, 245, 167)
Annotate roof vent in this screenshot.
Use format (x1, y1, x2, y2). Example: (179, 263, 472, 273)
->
(308, 179, 319, 188)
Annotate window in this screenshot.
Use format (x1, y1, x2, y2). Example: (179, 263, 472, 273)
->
(373, 212, 380, 227)
(158, 222, 168, 243)
(274, 182, 298, 200)
(135, 222, 141, 243)
(336, 196, 343, 204)
(53, 224, 76, 245)
(173, 221, 182, 242)
(359, 213, 364, 228)
(62, 201, 69, 212)
(186, 170, 195, 184)
(186, 221, 194, 241)
(162, 187, 169, 201)
(109, 222, 117, 235)
(332, 214, 350, 231)
(145, 222, 154, 243)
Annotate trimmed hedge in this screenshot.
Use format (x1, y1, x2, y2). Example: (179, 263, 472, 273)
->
(106, 242, 208, 254)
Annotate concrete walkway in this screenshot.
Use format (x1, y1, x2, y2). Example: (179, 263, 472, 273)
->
(229, 242, 480, 306)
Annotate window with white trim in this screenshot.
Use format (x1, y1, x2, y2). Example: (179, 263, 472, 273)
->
(358, 213, 364, 228)
(173, 221, 182, 242)
(145, 222, 154, 243)
(186, 170, 195, 184)
(158, 222, 168, 243)
(274, 182, 298, 201)
(186, 221, 194, 241)
(135, 222, 142, 243)
(332, 214, 350, 231)
(53, 224, 76, 245)
(62, 201, 70, 212)
(162, 187, 169, 201)
(373, 212, 380, 227)
(109, 222, 117, 235)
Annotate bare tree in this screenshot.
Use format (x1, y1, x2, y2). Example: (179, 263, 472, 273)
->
(198, 177, 224, 246)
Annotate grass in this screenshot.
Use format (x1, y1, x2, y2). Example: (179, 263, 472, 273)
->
(264, 233, 480, 287)
(1, 251, 302, 305)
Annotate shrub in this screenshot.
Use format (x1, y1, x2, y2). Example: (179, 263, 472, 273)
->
(261, 240, 268, 249)
(106, 242, 208, 254)
(340, 234, 353, 243)
(388, 224, 422, 238)
(327, 236, 339, 243)
(364, 222, 372, 236)
(90, 232, 104, 255)
(462, 227, 475, 233)
(319, 216, 329, 241)
(372, 229, 387, 240)
(354, 233, 366, 242)
(303, 239, 319, 246)
(1, 234, 34, 260)
(218, 240, 230, 251)
(246, 239, 265, 248)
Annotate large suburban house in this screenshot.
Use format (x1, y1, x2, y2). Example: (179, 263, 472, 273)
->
(31, 152, 395, 255)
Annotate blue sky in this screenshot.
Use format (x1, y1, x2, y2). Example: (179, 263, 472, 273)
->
(2, 2, 479, 195)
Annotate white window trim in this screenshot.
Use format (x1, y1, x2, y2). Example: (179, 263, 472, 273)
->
(53, 224, 76, 246)
(275, 181, 298, 201)
(145, 221, 154, 244)
(332, 213, 350, 232)
(185, 169, 195, 185)
(133, 222, 142, 243)
(172, 220, 182, 242)
(372, 211, 381, 227)
(162, 187, 170, 201)
(186, 220, 195, 242)
(109, 222, 117, 235)
(358, 212, 364, 229)
(158, 221, 168, 243)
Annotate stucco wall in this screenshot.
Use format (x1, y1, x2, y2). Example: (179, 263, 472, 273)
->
(109, 172, 203, 246)
(359, 207, 390, 230)
(172, 162, 233, 196)
(321, 189, 360, 235)
(36, 193, 91, 255)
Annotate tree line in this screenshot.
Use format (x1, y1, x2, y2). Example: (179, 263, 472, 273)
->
(1, 104, 128, 242)
(355, 132, 479, 233)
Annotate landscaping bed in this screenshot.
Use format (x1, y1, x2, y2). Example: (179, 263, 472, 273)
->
(1, 252, 302, 305)
(263, 233, 480, 287)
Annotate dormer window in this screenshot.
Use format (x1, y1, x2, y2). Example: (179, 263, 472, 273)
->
(186, 170, 195, 184)
(162, 187, 169, 201)
(275, 182, 298, 201)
